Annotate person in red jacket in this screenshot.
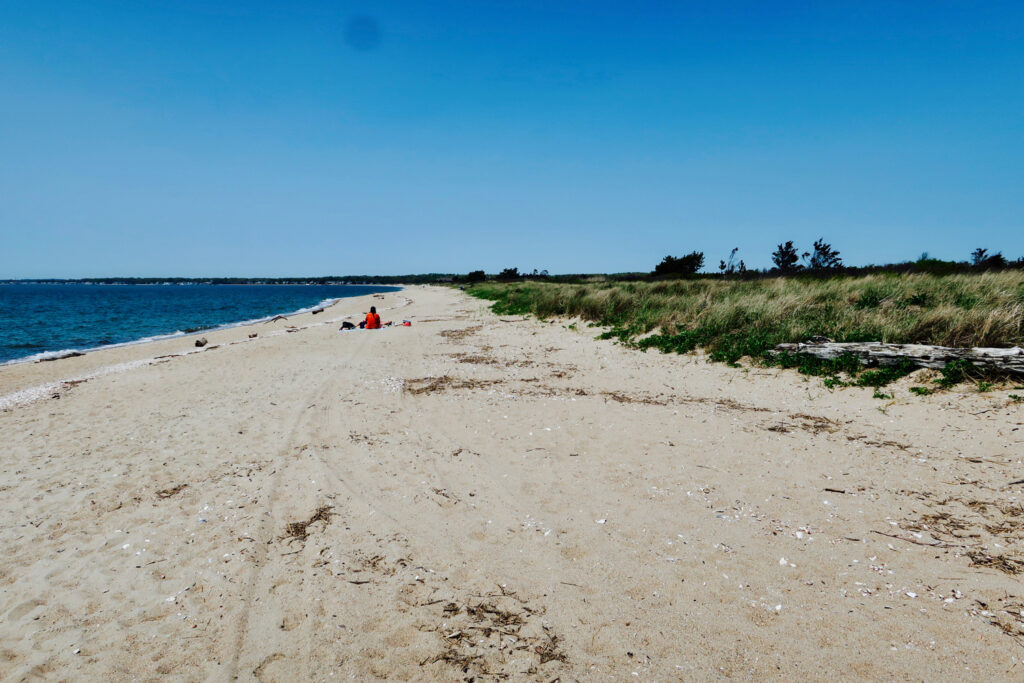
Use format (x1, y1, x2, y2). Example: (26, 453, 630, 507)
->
(364, 306, 381, 329)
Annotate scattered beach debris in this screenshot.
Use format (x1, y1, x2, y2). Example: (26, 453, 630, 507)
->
(420, 587, 567, 677)
(266, 315, 288, 323)
(248, 332, 258, 338)
(439, 325, 482, 342)
(283, 505, 335, 542)
(603, 391, 668, 406)
(404, 375, 500, 395)
(311, 307, 324, 314)
(967, 551, 1024, 575)
(156, 484, 188, 499)
(194, 337, 208, 348)
(766, 414, 840, 435)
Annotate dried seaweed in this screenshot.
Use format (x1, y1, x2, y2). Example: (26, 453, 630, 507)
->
(156, 484, 188, 499)
(284, 505, 334, 542)
(602, 391, 668, 406)
(420, 590, 567, 677)
(439, 326, 482, 342)
(790, 413, 841, 434)
(967, 551, 1024, 575)
(405, 376, 501, 395)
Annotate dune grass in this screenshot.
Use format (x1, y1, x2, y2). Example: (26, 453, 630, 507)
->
(468, 272, 1024, 387)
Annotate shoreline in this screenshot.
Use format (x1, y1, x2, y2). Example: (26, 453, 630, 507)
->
(0, 285, 403, 368)
(0, 288, 411, 405)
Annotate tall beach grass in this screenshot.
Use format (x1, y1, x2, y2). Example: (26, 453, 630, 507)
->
(468, 272, 1024, 366)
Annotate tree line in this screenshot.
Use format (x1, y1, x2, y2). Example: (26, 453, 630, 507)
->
(8, 243, 1020, 287)
(648, 241, 1024, 279)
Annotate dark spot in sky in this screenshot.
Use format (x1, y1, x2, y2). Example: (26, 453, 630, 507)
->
(345, 15, 381, 51)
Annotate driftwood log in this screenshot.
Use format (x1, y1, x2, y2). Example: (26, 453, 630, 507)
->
(37, 351, 85, 362)
(771, 341, 1024, 376)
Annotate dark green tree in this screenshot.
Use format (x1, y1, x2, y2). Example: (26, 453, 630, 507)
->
(653, 251, 704, 277)
(771, 241, 801, 272)
(808, 239, 842, 269)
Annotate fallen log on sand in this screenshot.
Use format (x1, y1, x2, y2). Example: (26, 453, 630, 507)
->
(771, 341, 1024, 376)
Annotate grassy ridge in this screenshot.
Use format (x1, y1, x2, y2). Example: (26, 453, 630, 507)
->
(468, 272, 1024, 370)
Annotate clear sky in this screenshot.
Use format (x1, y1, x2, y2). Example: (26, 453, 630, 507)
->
(2, 1, 1022, 277)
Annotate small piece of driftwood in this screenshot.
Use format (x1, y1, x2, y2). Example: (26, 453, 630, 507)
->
(194, 337, 208, 348)
(771, 341, 1024, 376)
(37, 351, 85, 362)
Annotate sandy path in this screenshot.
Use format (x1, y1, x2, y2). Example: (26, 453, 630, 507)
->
(1, 285, 1023, 680)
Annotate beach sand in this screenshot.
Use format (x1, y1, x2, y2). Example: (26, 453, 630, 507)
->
(1, 285, 1023, 680)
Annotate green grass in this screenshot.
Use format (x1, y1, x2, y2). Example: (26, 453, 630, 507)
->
(468, 272, 1024, 389)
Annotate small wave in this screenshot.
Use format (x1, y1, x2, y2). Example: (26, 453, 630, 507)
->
(1, 329, 189, 366)
(13, 348, 85, 363)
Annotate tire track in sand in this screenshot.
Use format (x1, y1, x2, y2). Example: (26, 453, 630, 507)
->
(223, 330, 373, 680)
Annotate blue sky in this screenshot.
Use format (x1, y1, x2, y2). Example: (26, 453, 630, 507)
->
(2, 1, 1022, 277)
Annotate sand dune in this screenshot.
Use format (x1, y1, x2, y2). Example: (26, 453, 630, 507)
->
(1, 286, 1022, 680)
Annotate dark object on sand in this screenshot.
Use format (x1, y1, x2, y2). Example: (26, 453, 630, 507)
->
(249, 333, 258, 338)
(266, 315, 288, 323)
(284, 505, 334, 541)
(771, 341, 1024, 376)
(156, 483, 188, 498)
(311, 307, 324, 315)
(37, 351, 85, 362)
(195, 337, 208, 347)
(340, 321, 355, 330)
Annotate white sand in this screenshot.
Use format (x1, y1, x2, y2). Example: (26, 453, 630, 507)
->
(1, 285, 1023, 680)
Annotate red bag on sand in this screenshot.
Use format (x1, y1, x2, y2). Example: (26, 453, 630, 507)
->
(402, 321, 411, 327)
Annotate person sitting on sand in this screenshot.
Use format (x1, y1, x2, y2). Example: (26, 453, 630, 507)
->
(364, 306, 381, 330)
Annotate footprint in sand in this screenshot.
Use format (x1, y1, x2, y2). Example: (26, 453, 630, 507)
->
(7, 598, 44, 621)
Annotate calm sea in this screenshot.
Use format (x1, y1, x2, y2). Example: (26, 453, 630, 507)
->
(0, 283, 400, 364)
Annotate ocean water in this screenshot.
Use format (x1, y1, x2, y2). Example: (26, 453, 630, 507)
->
(0, 283, 400, 365)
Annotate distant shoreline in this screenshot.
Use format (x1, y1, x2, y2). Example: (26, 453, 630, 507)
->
(0, 283, 402, 366)
(0, 277, 453, 285)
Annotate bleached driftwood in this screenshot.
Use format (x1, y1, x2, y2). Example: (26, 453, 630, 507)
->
(771, 341, 1024, 376)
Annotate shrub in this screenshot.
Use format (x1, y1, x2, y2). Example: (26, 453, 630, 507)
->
(653, 252, 704, 277)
